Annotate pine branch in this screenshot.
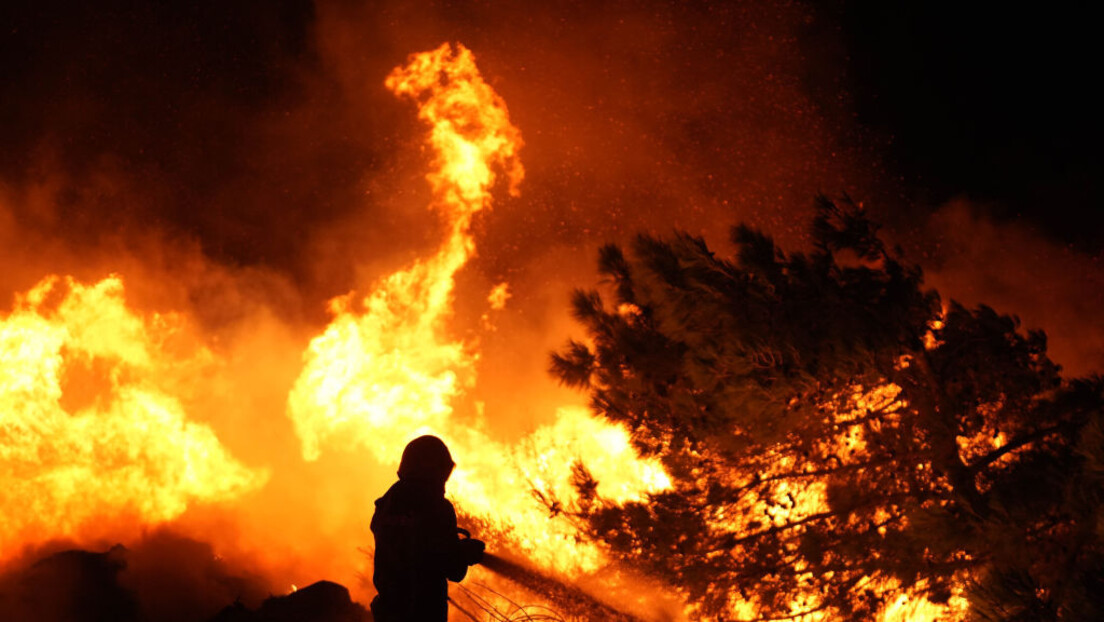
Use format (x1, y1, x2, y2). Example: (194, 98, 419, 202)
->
(967, 422, 1070, 476)
(722, 510, 837, 549)
(733, 457, 905, 493)
(548, 340, 595, 388)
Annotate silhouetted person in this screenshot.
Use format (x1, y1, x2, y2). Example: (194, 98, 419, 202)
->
(370, 435, 484, 622)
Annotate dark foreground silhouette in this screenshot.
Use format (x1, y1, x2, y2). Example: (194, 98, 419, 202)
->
(0, 544, 368, 622)
(211, 581, 368, 622)
(371, 435, 484, 622)
(0, 544, 653, 622)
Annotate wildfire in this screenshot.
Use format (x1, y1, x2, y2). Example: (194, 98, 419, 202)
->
(286, 43, 669, 575)
(287, 42, 519, 461)
(689, 382, 970, 621)
(0, 40, 984, 622)
(0, 275, 264, 555)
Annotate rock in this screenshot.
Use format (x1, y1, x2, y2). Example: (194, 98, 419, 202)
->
(209, 580, 370, 622)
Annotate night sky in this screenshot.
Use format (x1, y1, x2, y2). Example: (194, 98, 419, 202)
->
(2, 0, 1101, 370)
(840, 2, 1101, 250)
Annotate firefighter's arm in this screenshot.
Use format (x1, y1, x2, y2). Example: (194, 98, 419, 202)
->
(444, 529, 482, 582)
(456, 527, 485, 566)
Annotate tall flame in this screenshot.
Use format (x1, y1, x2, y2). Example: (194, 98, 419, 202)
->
(0, 41, 978, 621)
(286, 43, 668, 574)
(288, 43, 521, 461)
(0, 275, 264, 555)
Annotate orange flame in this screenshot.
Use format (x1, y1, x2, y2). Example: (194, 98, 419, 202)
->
(287, 43, 669, 574)
(0, 275, 265, 555)
(0, 41, 971, 621)
(288, 43, 522, 461)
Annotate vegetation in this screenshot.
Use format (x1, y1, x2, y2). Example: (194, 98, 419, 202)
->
(549, 197, 1104, 620)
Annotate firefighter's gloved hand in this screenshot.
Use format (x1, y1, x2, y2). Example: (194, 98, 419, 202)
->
(458, 537, 485, 566)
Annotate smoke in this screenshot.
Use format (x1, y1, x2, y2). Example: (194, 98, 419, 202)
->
(118, 530, 272, 622)
(2, 0, 882, 285)
(903, 200, 1104, 376)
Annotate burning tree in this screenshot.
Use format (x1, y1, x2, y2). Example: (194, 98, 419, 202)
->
(550, 197, 1104, 620)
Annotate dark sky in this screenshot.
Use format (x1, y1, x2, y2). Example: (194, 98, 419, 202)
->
(838, 2, 1101, 251)
(1, 0, 1101, 369)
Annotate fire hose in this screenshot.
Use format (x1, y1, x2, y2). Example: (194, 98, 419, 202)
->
(451, 529, 643, 622)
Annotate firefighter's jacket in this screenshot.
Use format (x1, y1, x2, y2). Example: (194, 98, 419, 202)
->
(370, 478, 468, 622)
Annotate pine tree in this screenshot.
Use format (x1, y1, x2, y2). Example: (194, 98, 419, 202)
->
(549, 197, 1104, 620)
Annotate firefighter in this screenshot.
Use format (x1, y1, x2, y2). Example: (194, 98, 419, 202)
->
(370, 435, 485, 621)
